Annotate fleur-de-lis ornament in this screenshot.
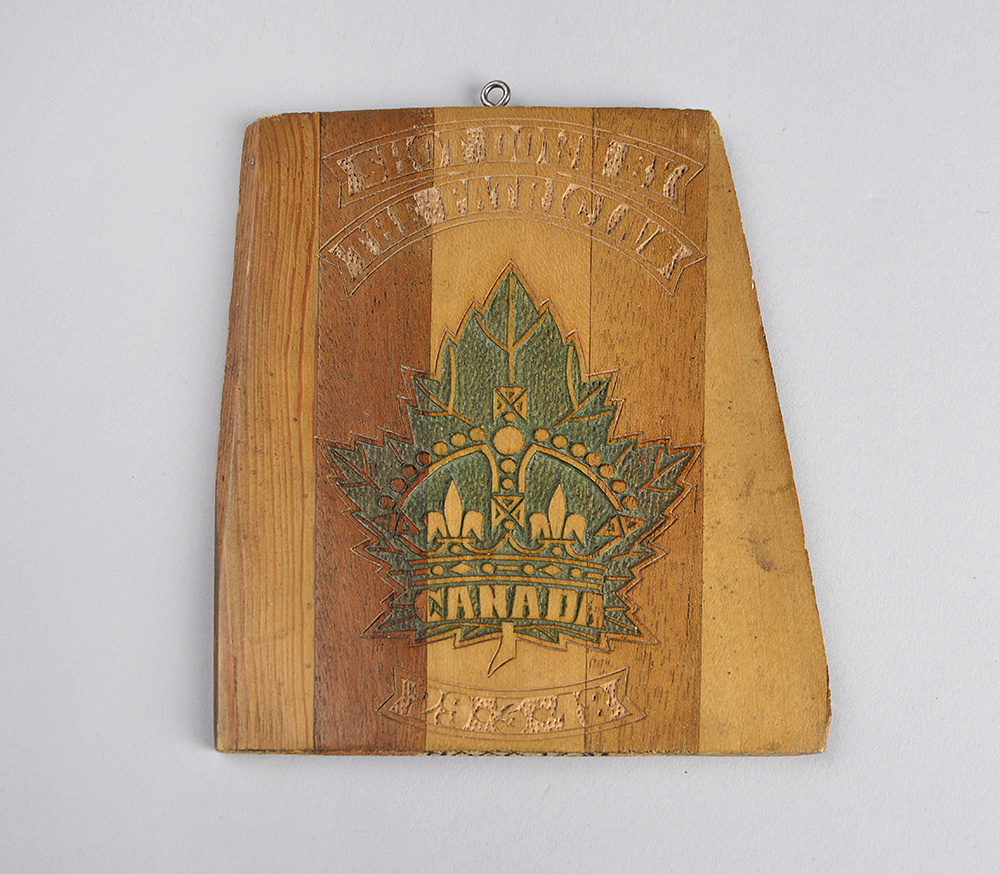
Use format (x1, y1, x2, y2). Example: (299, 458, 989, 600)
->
(328, 267, 699, 670)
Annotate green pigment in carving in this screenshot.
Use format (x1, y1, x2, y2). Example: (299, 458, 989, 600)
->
(329, 267, 698, 650)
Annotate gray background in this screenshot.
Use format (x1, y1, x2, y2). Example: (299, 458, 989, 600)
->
(2, 1, 998, 870)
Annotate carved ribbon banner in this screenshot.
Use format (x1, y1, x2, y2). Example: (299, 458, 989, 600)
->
(379, 668, 642, 739)
(319, 120, 705, 296)
(324, 120, 704, 210)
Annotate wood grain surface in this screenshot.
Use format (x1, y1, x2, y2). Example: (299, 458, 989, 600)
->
(700, 117, 830, 753)
(585, 108, 708, 754)
(216, 114, 318, 752)
(215, 107, 829, 754)
(313, 108, 431, 753)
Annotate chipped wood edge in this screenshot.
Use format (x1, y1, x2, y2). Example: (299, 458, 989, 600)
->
(216, 114, 319, 752)
(700, 114, 830, 754)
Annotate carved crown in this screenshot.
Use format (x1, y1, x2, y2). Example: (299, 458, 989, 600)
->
(327, 266, 699, 651)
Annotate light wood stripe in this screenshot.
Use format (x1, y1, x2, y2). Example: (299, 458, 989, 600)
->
(215, 108, 829, 755)
(216, 113, 318, 751)
(427, 106, 593, 752)
(586, 108, 708, 753)
(312, 108, 432, 753)
(700, 116, 829, 754)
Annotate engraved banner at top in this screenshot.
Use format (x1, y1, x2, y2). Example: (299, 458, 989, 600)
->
(326, 120, 703, 213)
(320, 119, 705, 297)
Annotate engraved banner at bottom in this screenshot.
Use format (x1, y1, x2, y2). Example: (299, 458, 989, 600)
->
(378, 668, 643, 739)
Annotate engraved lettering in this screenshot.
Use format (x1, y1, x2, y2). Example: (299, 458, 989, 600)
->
(465, 176, 500, 212)
(331, 243, 365, 281)
(326, 121, 700, 215)
(521, 696, 564, 733)
(336, 155, 366, 196)
(378, 669, 640, 737)
(418, 588, 445, 621)
(425, 690, 462, 728)
(447, 585, 474, 620)
(663, 164, 688, 200)
(406, 132, 434, 172)
(387, 678, 426, 717)
(353, 148, 388, 188)
(540, 178, 555, 212)
(525, 179, 542, 212)
(574, 688, 607, 726)
(507, 178, 519, 210)
(556, 131, 570, 165)
(578, 592, 604, 627)
(511, 585, 540, 619)
(392, 142, 406, 176)
(357, 226, 381, 257)
(462, 127, 487, 163)
(439, 180, 469, 217)
(321, 177, 702, 295)
(606, 203, 629, 235)
(363, 214, 395, 248)
(602, 141, 629, 178)
(562, 185, 603, 227)
(607, 210, 649, 248)
(400, 200, 428, 232)
(601, 677, 627, 720)
(509, 126, 521, 163)
(478, 584, 509, 619)
(386, 206, 406, 237)
(412, 186, 446, 225)
(637, 226, 693, 280)
(545, 587, 578, 622)
(436, 131, 453, 168)
(464, 695, 503, 732)
(535, 134, 548, 165)
(642, 156, 657, 188)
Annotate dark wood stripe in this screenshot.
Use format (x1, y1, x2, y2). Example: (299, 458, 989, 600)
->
(216, 113, 319, 751)
(313, 109, 432, 752)
(586, 109, 708, 753)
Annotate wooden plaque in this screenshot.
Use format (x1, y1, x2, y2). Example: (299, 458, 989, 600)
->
(215, 107, 829, 754)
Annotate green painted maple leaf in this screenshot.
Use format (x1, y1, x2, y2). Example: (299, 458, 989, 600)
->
(327, 267, 699, 651)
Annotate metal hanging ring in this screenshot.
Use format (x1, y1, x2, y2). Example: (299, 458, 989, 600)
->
(480, 80, 511, 107)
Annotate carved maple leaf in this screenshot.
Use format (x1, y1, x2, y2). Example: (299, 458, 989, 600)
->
(325, 267, 699, 650)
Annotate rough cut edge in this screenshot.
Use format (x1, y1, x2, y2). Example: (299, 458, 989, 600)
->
(215, 110, 831, 755)
(215, 119, 260, 752)
(214, 114, 320, 752)
(699, 113, 830, 754)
